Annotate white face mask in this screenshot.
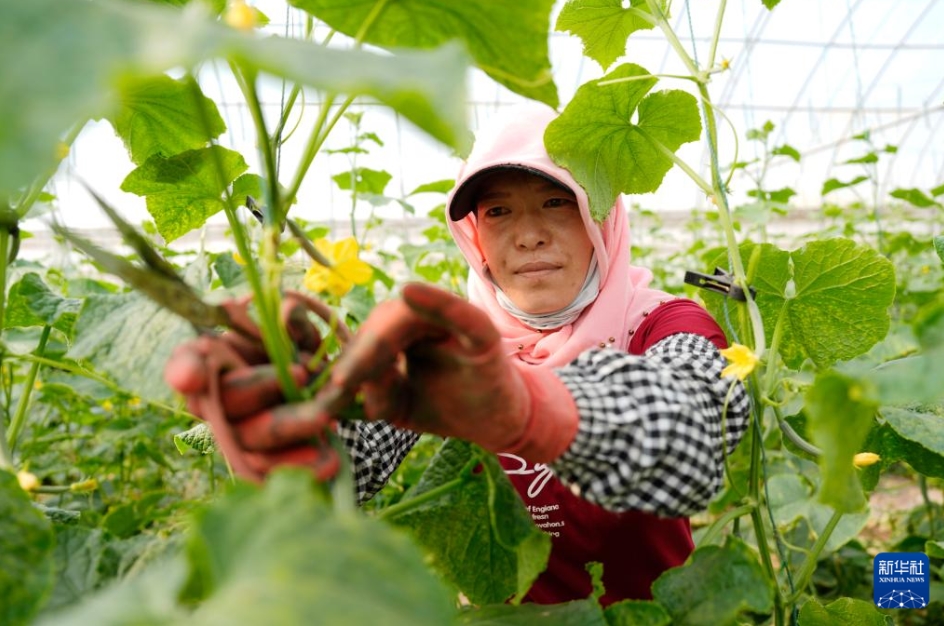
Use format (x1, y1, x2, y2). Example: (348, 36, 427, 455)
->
(490, 257, 601, 330)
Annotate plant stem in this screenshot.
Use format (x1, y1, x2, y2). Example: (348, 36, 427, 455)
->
(377, 457, 478, 521)
(376, 475, 466, 521)
(636, 127, 714, 195)
(786, 509, 844, 605)
(706, 0, 728, 71)
(0, 229, 12, 471)
(645, 0, 702, 79)
(698, 502, 755, 547)
(6, 325, 50, 453)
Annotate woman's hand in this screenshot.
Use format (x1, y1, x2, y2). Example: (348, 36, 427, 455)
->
(163, 294, 340, 482)
(320, 283, 579, 462)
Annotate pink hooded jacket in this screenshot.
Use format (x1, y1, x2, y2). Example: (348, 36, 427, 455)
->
(445, 103, 700, 605)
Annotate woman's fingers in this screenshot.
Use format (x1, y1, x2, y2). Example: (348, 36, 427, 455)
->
(233, 400, 335, 450)
(217, 363, 310, 420)
(241, 441, 341, 482)
(401, 283, 499, 355)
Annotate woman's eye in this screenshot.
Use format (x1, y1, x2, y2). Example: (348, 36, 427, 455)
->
(482, 206, 508, 217)
(545, 197, 576, 208)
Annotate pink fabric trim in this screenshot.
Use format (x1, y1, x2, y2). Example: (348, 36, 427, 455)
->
(499, 362, 580, 463)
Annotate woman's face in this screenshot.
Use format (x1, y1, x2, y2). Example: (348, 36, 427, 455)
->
(474, 170, 594, 315)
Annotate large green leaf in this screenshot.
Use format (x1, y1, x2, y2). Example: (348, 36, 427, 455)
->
(43, 470, 457, 625)
(556, 0, 663, 71)
(0, 470, 56, 626)
(458, 599, 607, 625)
(36, 557, 188, 626)
(866, 423, 944, 480)
(805, 371, 878, 512)
(704, 239, 896, 369)
(4, 272, 82, 332)
(650, 536, 774, 626)
(881, 406, 944, 458)
(0, 0, 469, 197)
(120, 146, 247, 243)
(545, 63, 701, 221)
(766, 473, 869, 553)
(182, 471, 456, 625)
(290, 0, 558, 107)
(797, 597, 893, 625)
(389, 439, 552, 606)
(66, 291, 196, 403)
(108, 75, 226, 166)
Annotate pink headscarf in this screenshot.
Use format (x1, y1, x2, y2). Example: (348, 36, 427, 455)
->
(447, 103, 672, 368)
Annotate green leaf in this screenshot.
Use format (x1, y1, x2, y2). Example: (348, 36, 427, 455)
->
(868, 423, 944, 480)
(4, 273, 82, 332)
(389, 439, 552, 605)
(174, 423, 216, 455)
(651, 536, 774, 626)
(797, 597, 893, 625)
(458, 599, 607, 625)
(881, 407, 944, 459)
(890, 187, 941, 208)
(120, 146, 247, 243)
(546, 63, 701, 221)
(844, 152, 879, 165)
(926, 540, 944, 558)
(555, 0, 663, 71)
(604, 600, 672, 626)
(36, 554, 189, 625)
(230, 173, 265, 206)
(762, 0, 782, 9)
(705, 239, 896, 369)
(0, 0, 470, 196)
(212, 252, 247, 288)
(772, 144, 801, 161)
(766, 474, 869, 553)
(332, 167, 393, 196)
(67, 291, 196, 403)
(107, 75, 225, 165)
(805, 371, 877, 512)
(821, 176, 869, 196)
(0, 470, 55, 626)
(290, 0, 558, 107)
(185, 469, 456, 624)
(931, 182, 944, 197)
(409, 179, 456, 196)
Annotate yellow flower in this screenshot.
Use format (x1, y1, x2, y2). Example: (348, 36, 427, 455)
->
(128, 396, 141, 408)
(224, 0, 257, 30)
(232, 251, 247, 266)
(102, 400, 114, 412)
(853, 452, 881, 468)
(33, 379, 43, 391)
(303, 237, 373, 297)
(17, 470, 39, 492)
(720, 343, 759, 381)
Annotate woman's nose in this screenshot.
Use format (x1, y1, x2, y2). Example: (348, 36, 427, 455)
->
(513, 212, 549, 249)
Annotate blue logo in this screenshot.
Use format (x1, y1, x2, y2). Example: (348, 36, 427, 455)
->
(873, 552, 930, 609)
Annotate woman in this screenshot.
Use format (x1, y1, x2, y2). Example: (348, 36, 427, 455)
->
(165, 103, 751, 605)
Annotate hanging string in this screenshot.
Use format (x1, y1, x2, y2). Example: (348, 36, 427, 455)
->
(683, 3, 798, 624)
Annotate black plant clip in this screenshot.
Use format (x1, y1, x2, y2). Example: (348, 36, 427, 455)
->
(683, 268, 756, 302)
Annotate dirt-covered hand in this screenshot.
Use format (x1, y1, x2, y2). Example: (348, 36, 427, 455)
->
(319, 283, 579, 463)
(163, 293, 340, 482)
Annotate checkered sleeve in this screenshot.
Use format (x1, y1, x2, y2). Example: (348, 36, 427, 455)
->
(549, 332, 751, 516)
(336, 420, 420, 504)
